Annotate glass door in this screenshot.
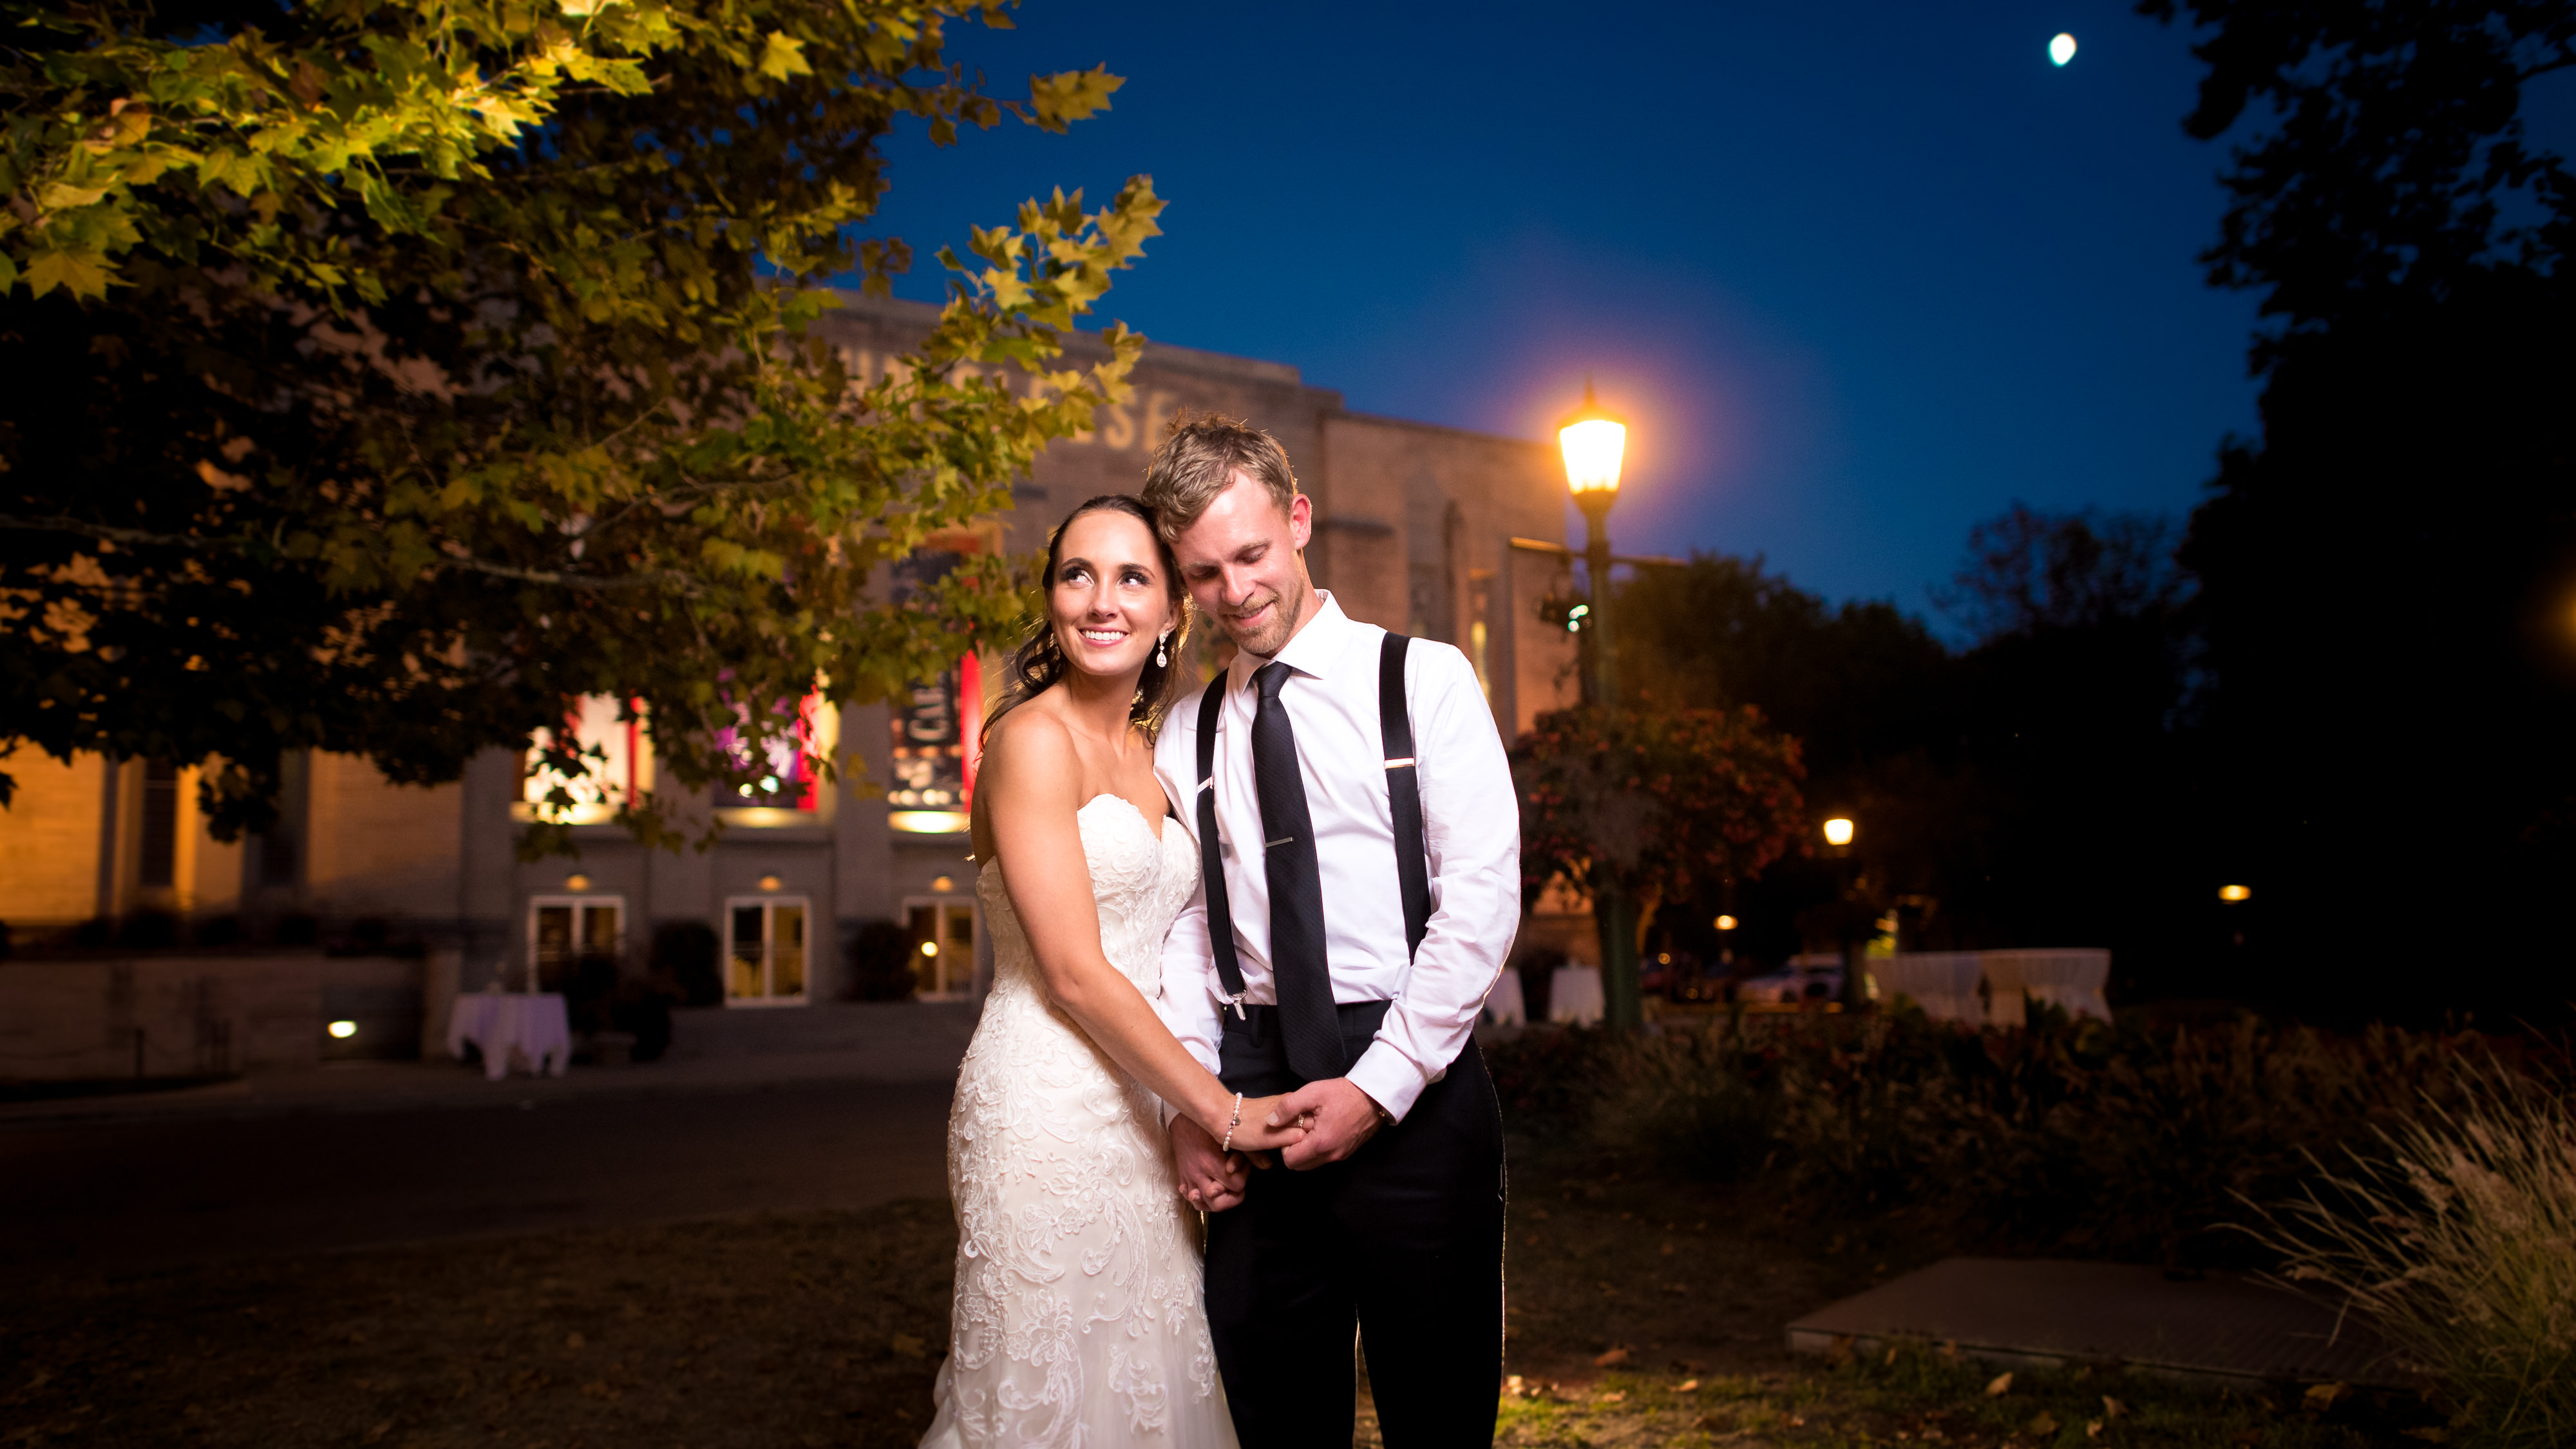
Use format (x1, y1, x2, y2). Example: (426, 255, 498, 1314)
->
(904, 897, 976, 999)
(726, 897, 809, 1005)
(528, 896, 624, 993)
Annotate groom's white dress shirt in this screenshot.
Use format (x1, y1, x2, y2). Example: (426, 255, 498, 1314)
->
(1153, 592, 1522, 1122)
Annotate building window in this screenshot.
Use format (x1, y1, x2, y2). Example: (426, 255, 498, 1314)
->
(904, 896, 976, 999)
(887, 656, 981, 835)
(718, 694, 833, 821)
(138, 759, 180, 888)
(521, 697, 653, 826)
(726, 897, 809, 1005)
(528, 896, 625, 994)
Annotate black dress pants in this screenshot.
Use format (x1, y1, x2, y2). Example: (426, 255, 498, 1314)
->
(1206, 999, 1506, 1449)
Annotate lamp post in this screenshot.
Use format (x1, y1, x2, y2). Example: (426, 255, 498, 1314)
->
(1559, 381, 1626, 707)
(1558, 383, 1642, 1025)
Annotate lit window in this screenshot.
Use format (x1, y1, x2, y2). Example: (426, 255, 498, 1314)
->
(523, 696, 652, 824)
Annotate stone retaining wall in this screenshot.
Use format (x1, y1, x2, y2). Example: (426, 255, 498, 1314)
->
(0, 952, 446, 1081)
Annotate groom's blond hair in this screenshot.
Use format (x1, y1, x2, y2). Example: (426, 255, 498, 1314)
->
(1139, 412, 1300, 538)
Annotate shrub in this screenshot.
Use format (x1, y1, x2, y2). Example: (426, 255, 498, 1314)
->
(848, 920, 917, 1002)
(650, 922, 723, 1008)
(1488, 1011, 2544, 1267)
(117, 910, 178, 949)
(2248, 1077, 2576, 1449)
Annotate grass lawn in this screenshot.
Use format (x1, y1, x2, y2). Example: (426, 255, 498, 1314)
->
(3, 1164, 2445, 1448)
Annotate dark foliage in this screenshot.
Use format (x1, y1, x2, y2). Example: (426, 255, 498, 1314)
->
(649, 920, 723, 1009)
(2141, 0, 2576, 1017)
(1491, 1012, 2561, 1268)
(848, 918, 918, 1002)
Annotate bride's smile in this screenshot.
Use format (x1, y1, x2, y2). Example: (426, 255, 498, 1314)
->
(1050, 509, 1176, 683)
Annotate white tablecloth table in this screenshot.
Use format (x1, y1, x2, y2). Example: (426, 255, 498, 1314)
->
(1548, 965, 1605, 1027)
(446, 992, 573, 1080)
(1871, 952, 1988, 1024)
(1483, 970, 1528, 1027)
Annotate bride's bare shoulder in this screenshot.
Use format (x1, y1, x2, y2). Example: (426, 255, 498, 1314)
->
(981, 705, 1082, 795)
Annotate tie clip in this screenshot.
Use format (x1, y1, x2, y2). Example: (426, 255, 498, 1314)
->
(1383, 756, 1415, 769)
(1265, 835, 1292, 848)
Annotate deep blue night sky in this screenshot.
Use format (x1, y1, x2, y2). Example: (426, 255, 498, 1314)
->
(856, 1, 2271, 623)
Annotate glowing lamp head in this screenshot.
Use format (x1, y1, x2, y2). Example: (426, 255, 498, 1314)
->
(1823, 817, 1855, 847)
(1714, 914, 1739, 932)
(919, 939, 938, 958)
(2219, 884, 2251, 902)
(564, 873, 591, 892)
(327, 1019, 358, 1039)
(2049, 32, 2077, 66)
(1557, 381, 1627, 504)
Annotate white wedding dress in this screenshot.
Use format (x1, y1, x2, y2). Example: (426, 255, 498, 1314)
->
(920, 793, 1236, 1449)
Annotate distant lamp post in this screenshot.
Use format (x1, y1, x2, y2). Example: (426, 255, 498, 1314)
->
(1558, 381, 1627, 707)
(2217, 884, 2251, 902)
(1714, 914, 1739, 933)
(1559, 381, 1643, 1027)
(1823, 817, 1855, 848)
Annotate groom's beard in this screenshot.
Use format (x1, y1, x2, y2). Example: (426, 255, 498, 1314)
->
(1220, 577, 1309, 659)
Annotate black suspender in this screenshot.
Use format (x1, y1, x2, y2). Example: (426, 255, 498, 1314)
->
(1193, 679, 1249, 1019)
(1193, 632, 1434, 1021)
(1378, 634, 1434, 960)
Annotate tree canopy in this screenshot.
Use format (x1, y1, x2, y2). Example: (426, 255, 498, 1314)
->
(2145, 0, 2576, 1012)
(1510, 702, 1807, 939)
(0, 0, 1159, 849)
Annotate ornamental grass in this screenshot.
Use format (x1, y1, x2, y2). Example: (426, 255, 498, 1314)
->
(2246, 1078, 2576, 1449)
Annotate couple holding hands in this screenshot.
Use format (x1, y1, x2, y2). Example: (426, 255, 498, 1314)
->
(919, 413, 1519, 1448)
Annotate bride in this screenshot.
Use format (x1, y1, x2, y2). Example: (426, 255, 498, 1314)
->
(921, 494, 1305, 1448)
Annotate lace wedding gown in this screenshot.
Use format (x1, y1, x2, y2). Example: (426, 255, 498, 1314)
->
(920, 793, 1236, 1449)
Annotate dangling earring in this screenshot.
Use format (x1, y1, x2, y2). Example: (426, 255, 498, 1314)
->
(1155, 630, 1170, 668)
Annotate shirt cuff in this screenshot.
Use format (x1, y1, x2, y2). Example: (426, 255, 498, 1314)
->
(1346, 1041, 1431, 1123)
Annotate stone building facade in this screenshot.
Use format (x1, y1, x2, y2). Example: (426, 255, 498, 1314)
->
(1, 294, 1580, 1006)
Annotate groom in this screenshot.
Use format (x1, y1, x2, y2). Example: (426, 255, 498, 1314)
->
(1146, 415, 1520, 1448)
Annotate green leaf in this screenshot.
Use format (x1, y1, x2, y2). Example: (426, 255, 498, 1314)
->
(39, 182, 110, 210)
(24, 249, 111, 299)
(1023, 65, 1122, 133)
(757, 32, 812, 81)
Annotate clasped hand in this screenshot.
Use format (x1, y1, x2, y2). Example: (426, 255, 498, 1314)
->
(1171, 1079, 1389, 1210)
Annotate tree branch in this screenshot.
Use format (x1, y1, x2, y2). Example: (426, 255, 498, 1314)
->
(0, 513, 681, 592)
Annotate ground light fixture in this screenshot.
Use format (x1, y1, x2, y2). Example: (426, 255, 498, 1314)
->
(328, 1020, 358, 1039)
(1823, 817, 1855, 847)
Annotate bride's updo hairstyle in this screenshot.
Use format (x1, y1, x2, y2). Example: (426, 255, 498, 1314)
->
(981, 493, 1194, 746)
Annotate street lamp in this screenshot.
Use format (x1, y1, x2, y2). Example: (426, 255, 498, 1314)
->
(1559, 381, 1627, 706)
(1560, 381, 1643, 1025)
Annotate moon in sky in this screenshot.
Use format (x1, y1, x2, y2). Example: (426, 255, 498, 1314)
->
(2049, 33, 2078, 66)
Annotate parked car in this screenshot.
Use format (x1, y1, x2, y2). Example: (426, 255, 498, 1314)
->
(1734, 954, 1844, 1005)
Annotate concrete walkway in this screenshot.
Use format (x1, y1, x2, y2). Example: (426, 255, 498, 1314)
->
(0, 998, 980, 1126)
(0, 1001, 983, 1273)
(1788, 1257, 2403, 1388)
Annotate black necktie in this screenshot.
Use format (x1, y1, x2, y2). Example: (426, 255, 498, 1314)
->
(1251, 662, 1345, 1081)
